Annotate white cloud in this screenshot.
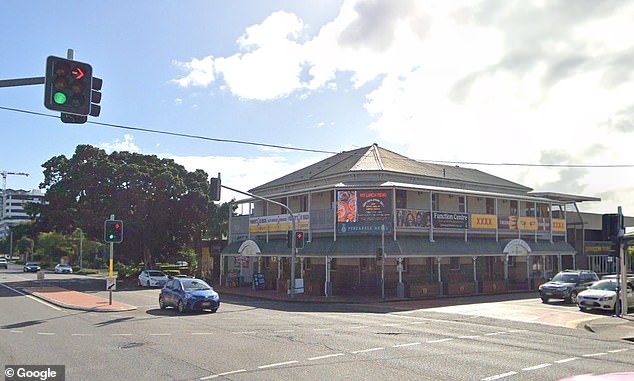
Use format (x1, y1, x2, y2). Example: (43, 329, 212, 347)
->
(171, 0, 634, 213)
(99, 134, 139, 153)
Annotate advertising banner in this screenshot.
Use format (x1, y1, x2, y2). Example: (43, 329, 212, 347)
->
(432, 211, 468, 229)
(337, 190, 393, 234)
(518, 217, 537, 231)
(396, 209, 431, 228)
(552, 218, 566, 232)
(249, 212, 310, 234)
(471, 214, 497, 229)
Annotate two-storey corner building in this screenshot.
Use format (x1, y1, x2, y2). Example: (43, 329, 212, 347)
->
(221, 144, 601, 298)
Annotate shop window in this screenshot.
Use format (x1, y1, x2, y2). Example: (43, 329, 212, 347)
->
(510, 200, 518, 216)
(507, 256, 516, 268)
(330, 258, 337, 271)
(299, 195, 308, 212)
(360, 258, 371, 272)
(304, 258, 312, 270)
(264, 257, 271, 269)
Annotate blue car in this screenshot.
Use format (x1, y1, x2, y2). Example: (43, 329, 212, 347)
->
(159, 278, 220, 313)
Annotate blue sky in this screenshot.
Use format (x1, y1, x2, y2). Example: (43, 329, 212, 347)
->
(2, 1, 634, 214)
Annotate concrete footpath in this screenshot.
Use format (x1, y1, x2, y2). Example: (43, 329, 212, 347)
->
(23, 286, 136, 312)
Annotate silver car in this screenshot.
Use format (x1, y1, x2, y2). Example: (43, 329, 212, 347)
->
(577, 279, 634, 312)
(138, 270, 169, 287)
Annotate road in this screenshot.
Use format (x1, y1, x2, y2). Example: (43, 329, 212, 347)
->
(1, 264, 633, 381)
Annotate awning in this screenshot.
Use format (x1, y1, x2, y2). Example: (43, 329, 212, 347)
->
(222, 237, 576, 258)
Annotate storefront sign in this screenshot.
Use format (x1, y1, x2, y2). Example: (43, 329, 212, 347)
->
(249, 212, 310, 233)
(471, 214, 497, 229)
(396, 209, 431, 228)
(432, 211, 468, 229)
(337, 190, 393, 234)
(584, 241, 615, 254)
(552, 218, 566, 232)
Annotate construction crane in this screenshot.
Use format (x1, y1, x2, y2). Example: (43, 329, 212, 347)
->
(1, 171, 29, 220)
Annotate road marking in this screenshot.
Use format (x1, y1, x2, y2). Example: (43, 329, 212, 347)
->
(349, 325, 368, 329)
(458, 335, 481, 339)
(72, 333, 93, 336)
(484, 331, 506, 336)
(522, 363, 551, 371)
(313, 328, 332, 331)
(200, 369, 247, 380)
(392, 342, 421, 348)
(112, 333, 133, 336)
(555, 357, 579, 363)
(608, 349, 629, 353)
(481, 371, 518, 380)
(273, 330, 294, 333)
(427, 338, 454, 343)
(308, 353, 345, 361)
(351, 347, 384, 354)
(191, 332, 214, 335)
(0, 282, 62, 311)
(582, 352, 607, 357)
(381, 323, 399, 327)
(10, 330, 23, 334)
(37, 332, 55, 335)
(257, 360, 298, 369)
(232, 331, 257, 335)
(149, 333, 171, 336)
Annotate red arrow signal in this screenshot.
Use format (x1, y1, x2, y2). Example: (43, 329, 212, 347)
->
(72, 67, 85, 79)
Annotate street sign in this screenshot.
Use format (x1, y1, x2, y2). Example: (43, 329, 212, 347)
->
(106, 277, 116, 291)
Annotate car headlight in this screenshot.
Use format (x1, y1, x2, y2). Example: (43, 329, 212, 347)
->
(599, 296, 614, 301)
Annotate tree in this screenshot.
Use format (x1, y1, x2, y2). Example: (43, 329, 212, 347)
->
(17, 237, 34, 262)
(38, 145, 213, 268)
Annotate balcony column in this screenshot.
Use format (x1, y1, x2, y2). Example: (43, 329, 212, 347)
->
(437, 256, 443, 296)
(472, 256, 478, 294)
(325, 256, 332, 297)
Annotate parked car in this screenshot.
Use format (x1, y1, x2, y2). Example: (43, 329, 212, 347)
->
(175, 261, 188, 266)
(23, 262, 41, 272)
(0, 258, 7, 269)
(578, 279, 634, 312)
(538, 270, 599, 303)
(159, 278, 220, 313)
(54, 263, 73, 274)
(138, 270, 169, 287)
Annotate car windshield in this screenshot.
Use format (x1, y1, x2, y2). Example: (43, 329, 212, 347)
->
(25, 263, 36, 266)
(588, 280, 617, 291)
(551, 273, 578, 283)
(147, 271, 165, 277)
(181, 279, 211, 291)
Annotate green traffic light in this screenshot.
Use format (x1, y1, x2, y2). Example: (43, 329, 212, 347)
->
(53, 92, 67, 105)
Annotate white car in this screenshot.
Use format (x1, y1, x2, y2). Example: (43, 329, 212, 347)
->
(577, 279, 634, 312)
(54, 264, 73, 274)
(138, 270, 169, 287)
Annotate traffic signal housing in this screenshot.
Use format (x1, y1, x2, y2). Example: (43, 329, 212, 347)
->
(44, 56, 93, 116)
(104, 220, 124, 243)
(209, 176, 221, 201)
(287, 230, 305, 249)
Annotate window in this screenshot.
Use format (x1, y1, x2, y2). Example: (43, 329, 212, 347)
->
(360, 258, 371, 271)
(507, 256, 516, 267)
(330, 258, 337, 271)
(304, 258, 312, 270)
(396, 189, 407, 209)
(510, 200, 518, 216)
(264, 257, 271, 269)
(450, 257, 460, 270)
(431, 193, 438, 211)
(299, 195, 308, 212)
(458, 196, 466, 212)
(486, 198, 495, 214)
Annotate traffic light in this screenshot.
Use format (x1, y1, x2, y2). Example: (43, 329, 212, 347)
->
(295, 231, 304, 249)
(44, 56, 93, 116)
(90, 77, 103, 117)
(602, 214, 624, 243)
(104, 219, 124, 243)
(210, 176, 221, 201)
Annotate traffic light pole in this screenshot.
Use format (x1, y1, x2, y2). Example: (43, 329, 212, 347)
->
(221, 184, 299, 299)
(617, 207, 628, 317)
(109, 213, 115, 305)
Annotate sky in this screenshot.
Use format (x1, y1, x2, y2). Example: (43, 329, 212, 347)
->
(1, 0, 634, 215)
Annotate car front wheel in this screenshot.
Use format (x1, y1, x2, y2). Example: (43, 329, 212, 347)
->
(177, 300, 186, 313)
(566, 291, 578, 304)
(541, 297, 549, 303)
(159, 296, 167, 310)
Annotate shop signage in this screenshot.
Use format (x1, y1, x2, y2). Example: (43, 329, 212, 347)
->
(432, 211, 468, 229)
(249, 212, 310, 233)
(337, 190, 393, 234)
(471, 214, 497, 229)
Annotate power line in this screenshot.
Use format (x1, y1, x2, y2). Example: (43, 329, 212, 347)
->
(2, 105, 634, 168)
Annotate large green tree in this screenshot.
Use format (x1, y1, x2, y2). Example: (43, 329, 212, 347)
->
(39, 144, 215, 268)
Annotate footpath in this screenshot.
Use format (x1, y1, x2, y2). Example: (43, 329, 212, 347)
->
(22, 283, 634, 342)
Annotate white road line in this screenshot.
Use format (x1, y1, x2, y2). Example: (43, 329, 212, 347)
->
(427, 338, 454, 343)
(381, 323, 399, 327)
(481, 371, 518, 381)
(232, 331, 257, 335)
(608, 349, 629, 353)
(72, 333, 93, 336)
(392, 342, 421, 348)
(112, 333, 133, 336)
(0, 282, 62, 311)
(484, 332, 506, 336)
(191, 332, 214, 335)
(555, 358, 579, 363)
(522, 363, 551, 371)
(351, 347, 384, 354)
(582, 352, 607, 357)
(273, 330, 294, 333)
(149, 333, 171, 336)
(313, 328, 332, 331)
(308, 353, 345, 361)
(37, 332, 55, 335)
(200, 369, 247, 380)
(349, 326, 368, 329)
(458, 335, 481, 339)
(10, 330, 23, 334)
(257, 360, 298, 369)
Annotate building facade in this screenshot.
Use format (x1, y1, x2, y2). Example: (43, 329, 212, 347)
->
(0, 189, 45, 239)
(221, 145, 604, 298)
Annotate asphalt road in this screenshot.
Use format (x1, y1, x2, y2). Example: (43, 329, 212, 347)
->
(1, 264, 633, 381)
